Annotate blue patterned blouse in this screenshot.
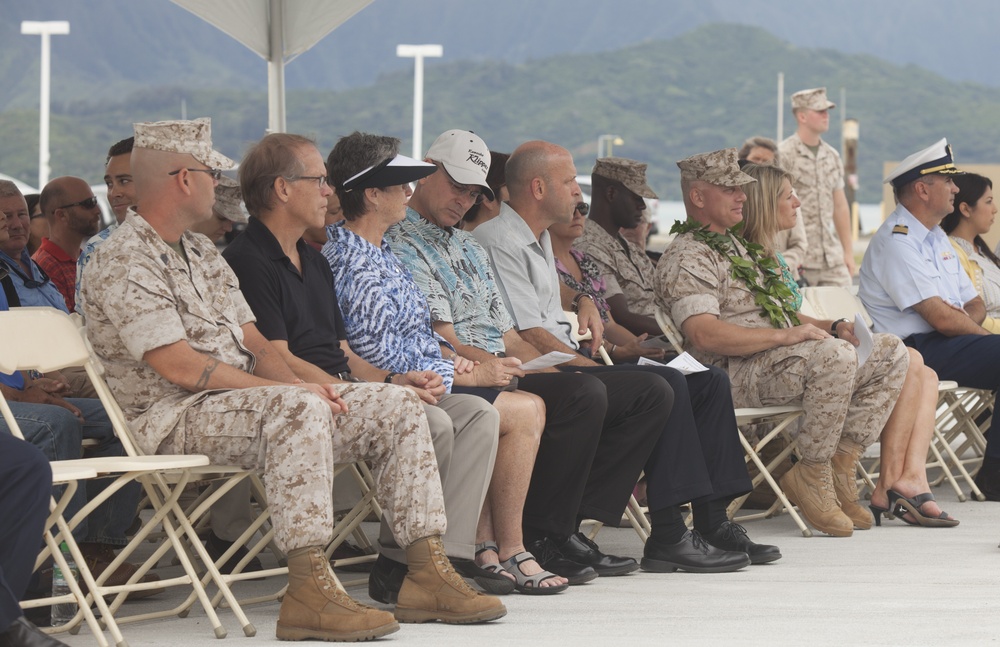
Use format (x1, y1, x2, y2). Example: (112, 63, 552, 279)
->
(322, 223, 455, 391)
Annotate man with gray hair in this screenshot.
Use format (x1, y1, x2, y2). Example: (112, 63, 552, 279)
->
(80, 118, 501, 641)
(778, 87, 853, 286)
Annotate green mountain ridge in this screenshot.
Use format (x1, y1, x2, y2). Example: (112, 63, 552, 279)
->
(4, 24, 1000, 203)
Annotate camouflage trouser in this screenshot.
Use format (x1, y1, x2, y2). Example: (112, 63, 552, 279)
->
(159, 383, 446, 553)
(730, 333, 908, 462)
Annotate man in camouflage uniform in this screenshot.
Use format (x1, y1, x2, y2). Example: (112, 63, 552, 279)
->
(575, 158, 662, 337)
(656, 147, 908, 538)
(778, 88, 854, 287)
(79, 118, 505, 642)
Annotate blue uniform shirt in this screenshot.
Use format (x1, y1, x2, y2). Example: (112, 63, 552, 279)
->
(859, 204, 978, 338)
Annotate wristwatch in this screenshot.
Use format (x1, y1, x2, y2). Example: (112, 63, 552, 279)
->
(830, 318, 849, 338)
(572, 293, 595, 313)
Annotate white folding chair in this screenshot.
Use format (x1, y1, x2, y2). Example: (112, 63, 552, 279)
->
(0, 307, 255, 644)
(654, 306, 812, 536)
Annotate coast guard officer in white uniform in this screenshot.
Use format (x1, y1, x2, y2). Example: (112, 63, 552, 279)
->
(859, 138, 1000, 500)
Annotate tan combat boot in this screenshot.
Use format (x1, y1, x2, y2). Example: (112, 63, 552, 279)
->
(276, 546, 398, 641)
(394, 536, 507, 624)
(831, 439, 874, 530)
(779, 460, 854, 537)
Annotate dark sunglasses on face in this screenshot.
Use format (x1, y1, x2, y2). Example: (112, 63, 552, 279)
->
(575, 202, 590, 216)
(168, 168, 224, 181)
(58, 196, 99, 210)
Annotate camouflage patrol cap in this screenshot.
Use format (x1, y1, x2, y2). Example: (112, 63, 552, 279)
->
(592, 157, 658, 199)
(791, 87, 836, 111)
(133, 117, 236, 170)
(676, 148, 756, 187)
(213, 176, 247, 223)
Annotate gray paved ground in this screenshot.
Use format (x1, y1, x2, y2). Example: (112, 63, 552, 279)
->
(53, 483, 1000, 647)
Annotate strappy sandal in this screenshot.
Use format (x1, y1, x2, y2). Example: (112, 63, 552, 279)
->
(500, 551, 569, 596)
(465, 542, 516, 595)
(888, 490, 960, 528)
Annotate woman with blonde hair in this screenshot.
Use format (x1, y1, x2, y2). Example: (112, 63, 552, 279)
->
(740, 162, 958, 527)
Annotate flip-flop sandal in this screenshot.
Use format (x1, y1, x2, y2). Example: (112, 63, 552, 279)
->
(500, 551, 569, 596)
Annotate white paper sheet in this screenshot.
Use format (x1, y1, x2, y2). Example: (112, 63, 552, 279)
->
(638, 351, 710, 375)
(517, 351, 577, 371)
(853, 312, 873, 367)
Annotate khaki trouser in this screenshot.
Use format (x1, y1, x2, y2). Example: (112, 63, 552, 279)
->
(800, 265, 852, 289)
(378, 393, 499, 563)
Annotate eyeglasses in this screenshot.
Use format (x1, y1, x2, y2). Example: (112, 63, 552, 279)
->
(286, 175, 329, 189)
(0, 258, 50, 289)
(58, 196, 99, 210)
(575, 202, 590, 216)
(438, 165, 484, 205)
(168, 168, 224, 181)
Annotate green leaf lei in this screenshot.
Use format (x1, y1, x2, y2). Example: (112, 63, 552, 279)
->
(670, 220, 800, 329)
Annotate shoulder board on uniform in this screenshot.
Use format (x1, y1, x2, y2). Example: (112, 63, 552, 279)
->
(892, 224, 909, 235)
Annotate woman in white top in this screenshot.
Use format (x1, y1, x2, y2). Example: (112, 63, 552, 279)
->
(941, 173, 1000, 333)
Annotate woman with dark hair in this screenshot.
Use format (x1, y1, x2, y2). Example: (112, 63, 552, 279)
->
(941, 173, 1000, 332)
(460, 151, 509, 231)
(741, 162, 957, 528)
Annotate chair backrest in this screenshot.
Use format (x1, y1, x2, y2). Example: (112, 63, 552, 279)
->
(653, 307, 686, 354)
(0, 308, 145, 457)
(0, 307, 90, 374)
(801, 286, 874, 328)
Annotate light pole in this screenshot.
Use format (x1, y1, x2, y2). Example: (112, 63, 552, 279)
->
(21, 20, 70, 188)
(396, 44, 443, 159)
(596, 134, 624, 158)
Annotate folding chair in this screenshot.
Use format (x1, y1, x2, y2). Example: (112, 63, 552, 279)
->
(654, 306, 812, 536)
(0, 307, 256, 644)
(801, 285, 989, 501)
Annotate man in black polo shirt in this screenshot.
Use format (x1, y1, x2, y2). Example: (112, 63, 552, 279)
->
(222, 133, 508, 604)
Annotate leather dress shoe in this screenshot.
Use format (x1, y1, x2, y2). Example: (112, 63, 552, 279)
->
(0, 617, 69, 647)
(974, 457, 1000, 501)
(702, 521, 781, 565)
(559, 532, 638, 576)
(368, 553, 408, 604)
(525, 538, 598, 585)
(640, 530, 750, 573)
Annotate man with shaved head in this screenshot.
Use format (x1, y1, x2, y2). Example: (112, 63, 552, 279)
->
(34, 176, 102, 311)
(473, 140, 772, 573)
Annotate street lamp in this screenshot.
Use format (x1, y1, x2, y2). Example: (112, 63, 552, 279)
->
(396, 44, 443, 159)
(21, 20, 70, 188)
(596, 134, 624, 158)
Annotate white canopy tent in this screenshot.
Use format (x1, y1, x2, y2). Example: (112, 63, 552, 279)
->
(171, 0, 373, 133)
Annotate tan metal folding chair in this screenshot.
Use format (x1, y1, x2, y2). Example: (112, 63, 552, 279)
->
(654, 306, 812, 536)
(0, 307, 255, 643)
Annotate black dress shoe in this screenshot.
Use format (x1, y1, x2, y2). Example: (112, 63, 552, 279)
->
(702, 521, 782, 565)
(451, 558, 516, 595)
(0, 617, 69, 647)
(640, 530, 751, 573)
(974, 458, 1000, 501)
(367, 553, 407, 604)
(559, 532, 638, 576)
(206, 531, 264, 576)
(525, 537, 598, 585)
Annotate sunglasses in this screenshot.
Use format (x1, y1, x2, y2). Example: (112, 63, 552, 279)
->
(168, 168, 224, 181)
(575, 202, 590, 216)
(58, 196, 99, 210)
